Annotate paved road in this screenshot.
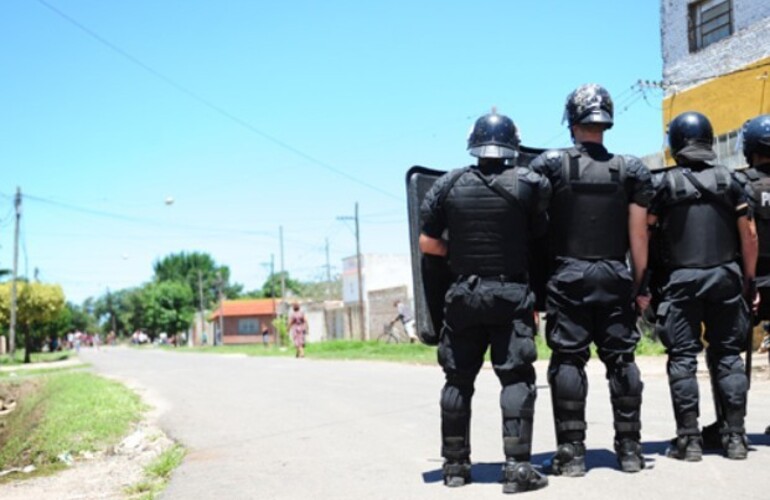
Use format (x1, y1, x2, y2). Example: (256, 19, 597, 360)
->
(80, 347, 770, 499)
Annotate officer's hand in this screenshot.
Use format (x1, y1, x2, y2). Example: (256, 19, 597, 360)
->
(753, 291, 761, 315)
(635, 294, 651, 315)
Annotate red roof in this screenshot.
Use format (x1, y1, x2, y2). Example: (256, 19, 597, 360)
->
(210, 299, 277, 319)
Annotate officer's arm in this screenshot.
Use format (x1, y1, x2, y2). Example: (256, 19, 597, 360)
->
(419, 234, 447, 257)
(738, 214, 758, 282)
(628, 203, 649, 290)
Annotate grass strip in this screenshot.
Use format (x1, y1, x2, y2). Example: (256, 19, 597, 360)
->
(0, 371, 144, 475)
(125, 444, 186, 500)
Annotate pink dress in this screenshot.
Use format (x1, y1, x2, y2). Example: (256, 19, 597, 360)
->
(289, 310, 307, 347)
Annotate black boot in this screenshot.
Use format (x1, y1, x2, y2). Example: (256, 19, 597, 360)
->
(614, 438, 645, 473)
(722, 432, 748, 460)
(666, 435, 702, 462)
(547, 442, 586, 477)
(442, 460, 471, 487)
(501, 460, 548, 494)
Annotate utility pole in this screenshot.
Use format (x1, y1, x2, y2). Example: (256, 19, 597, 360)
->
(337, 202, 366, 339)
(215, 271, 224, 346)
(279, 226, 286, 300)
(325, 238, 332, 299)
(271, 254, 278, 347)
(9, 187, 21, 356)
(197, 270, 205, 347)
(354, 202, 365, 340)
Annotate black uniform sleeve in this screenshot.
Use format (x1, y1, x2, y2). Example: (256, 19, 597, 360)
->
(529, 150, 562, 186)
(648, 170, 669, 217)
(526, 170, 551, 239)
(729, 176, 749, 217)
(624, 155, 653, 208)
(420, 170, 457, 238)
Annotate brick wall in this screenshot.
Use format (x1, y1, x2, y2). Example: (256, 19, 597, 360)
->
(662, 0, 770, 93)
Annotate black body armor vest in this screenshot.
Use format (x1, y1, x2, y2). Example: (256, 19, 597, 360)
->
(444, 168, 531, 277)
(550, 149, 628, 260)
(658, 165, 738, 268)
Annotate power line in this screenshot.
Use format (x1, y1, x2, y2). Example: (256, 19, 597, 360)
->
(33, 0, 401, 201)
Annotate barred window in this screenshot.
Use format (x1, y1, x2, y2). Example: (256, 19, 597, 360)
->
(688, 0, 733, 52)
(714, 129, 745, 170)
(237, 318, 260, 335)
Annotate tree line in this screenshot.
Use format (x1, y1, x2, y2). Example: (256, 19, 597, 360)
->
(0, 251, 341, 358)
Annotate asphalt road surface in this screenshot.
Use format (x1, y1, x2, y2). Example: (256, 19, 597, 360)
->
(80, 347, 770, 499)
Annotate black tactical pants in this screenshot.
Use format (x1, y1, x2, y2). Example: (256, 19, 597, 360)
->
(545, 258, 643, 444)
(438, 277, 538, 462)
(656, 262, 749, 436)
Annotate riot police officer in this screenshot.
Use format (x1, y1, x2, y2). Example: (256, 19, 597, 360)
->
(734, 114, 770, 435)
(419, 111, 550, 494)
(530, 83, 652, 476)
(649, 111, 757, 461)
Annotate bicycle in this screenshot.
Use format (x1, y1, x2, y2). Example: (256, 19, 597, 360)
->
(378, 321, 404, 343)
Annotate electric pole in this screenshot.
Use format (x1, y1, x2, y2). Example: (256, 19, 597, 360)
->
(215, 271, 224, 346)
(325, 238, 332, 299)
(279, 226, 286, 300)
(9, 187, 21, 356)
(271, 253, 278, 347)
(197, 269, 205, 347)
(337, 202, 366, 339)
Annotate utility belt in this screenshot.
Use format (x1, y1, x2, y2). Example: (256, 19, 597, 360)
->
(453, 272, 528, 285)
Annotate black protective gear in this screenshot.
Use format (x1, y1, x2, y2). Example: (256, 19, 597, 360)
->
(467, 112, 520, 159)
(550, 148, 629, 260)
(655, 166, 739, 268)
(501, 461, 548, 494)
(437, 281, 539, 463)
(614, 438, 645, 473)
(666, 434, 703, 461)
(742, 167, 770, 259)
(421, 164, 549, 279)
(563, 83, 614, 129)
(546, 442, 586, 477)
(741, 114, 770, 164)
(442, 459, 472, 487)
(667, 111, 715, 160)
(655, 263, 749, 437)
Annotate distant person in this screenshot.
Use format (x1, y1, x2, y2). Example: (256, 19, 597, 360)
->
(289, 302, 307, 358)
(262, 324, 270, 348)
(392, 299, 418, 343)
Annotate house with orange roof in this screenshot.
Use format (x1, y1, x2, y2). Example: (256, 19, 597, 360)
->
(209, 298, 278, 345)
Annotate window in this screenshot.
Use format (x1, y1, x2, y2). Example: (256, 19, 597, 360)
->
(688, 0, 733, 52)
(237, 318, 260, 335)
(714, 129, 745, 170)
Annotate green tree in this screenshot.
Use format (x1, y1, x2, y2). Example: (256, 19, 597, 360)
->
(0, 282, 66, 362)
(153, 252, 242, 309)
(261, 271, 302, 298)
(141, 281, 195, 343)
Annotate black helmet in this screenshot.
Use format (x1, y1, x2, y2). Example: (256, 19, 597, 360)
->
(467, 111, 520, 159)
(563, 83, 614, 129)
(741, 114, 770, 164)
(667, 111, 714, 158)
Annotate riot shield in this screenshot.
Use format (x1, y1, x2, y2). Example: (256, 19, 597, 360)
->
(406, 146, 548, 345)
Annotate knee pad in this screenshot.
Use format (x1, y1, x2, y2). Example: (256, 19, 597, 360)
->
(548, 358, 587, 402)
(500, 383, 536, 419)
(607, 360, 643, 399)
(441, 382, 474, 414)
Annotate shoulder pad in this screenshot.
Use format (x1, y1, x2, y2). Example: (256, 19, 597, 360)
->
(544, 150, 562, 161)
(519, 167, 544, 184)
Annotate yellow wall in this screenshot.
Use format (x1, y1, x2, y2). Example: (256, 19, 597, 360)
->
(662, 56, 770, 134)
(661, 56, 770, 163)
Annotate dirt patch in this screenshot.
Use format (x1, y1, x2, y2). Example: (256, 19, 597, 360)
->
(0, 376, 176, 500)
(0, 379, 43, 456)
(0, 420, 175, 500)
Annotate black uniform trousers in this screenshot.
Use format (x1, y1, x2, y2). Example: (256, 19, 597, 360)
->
(438, 277, 538, 462)
(545, 258, 643, 443)
(655, 262, 749, 435)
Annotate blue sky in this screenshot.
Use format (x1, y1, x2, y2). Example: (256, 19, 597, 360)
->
(0, 0, 664, 303)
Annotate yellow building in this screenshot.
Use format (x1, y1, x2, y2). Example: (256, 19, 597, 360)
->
(660, 0, 770, 167)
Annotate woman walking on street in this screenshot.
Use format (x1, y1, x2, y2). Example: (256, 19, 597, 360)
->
(289, 302, 307, 358)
